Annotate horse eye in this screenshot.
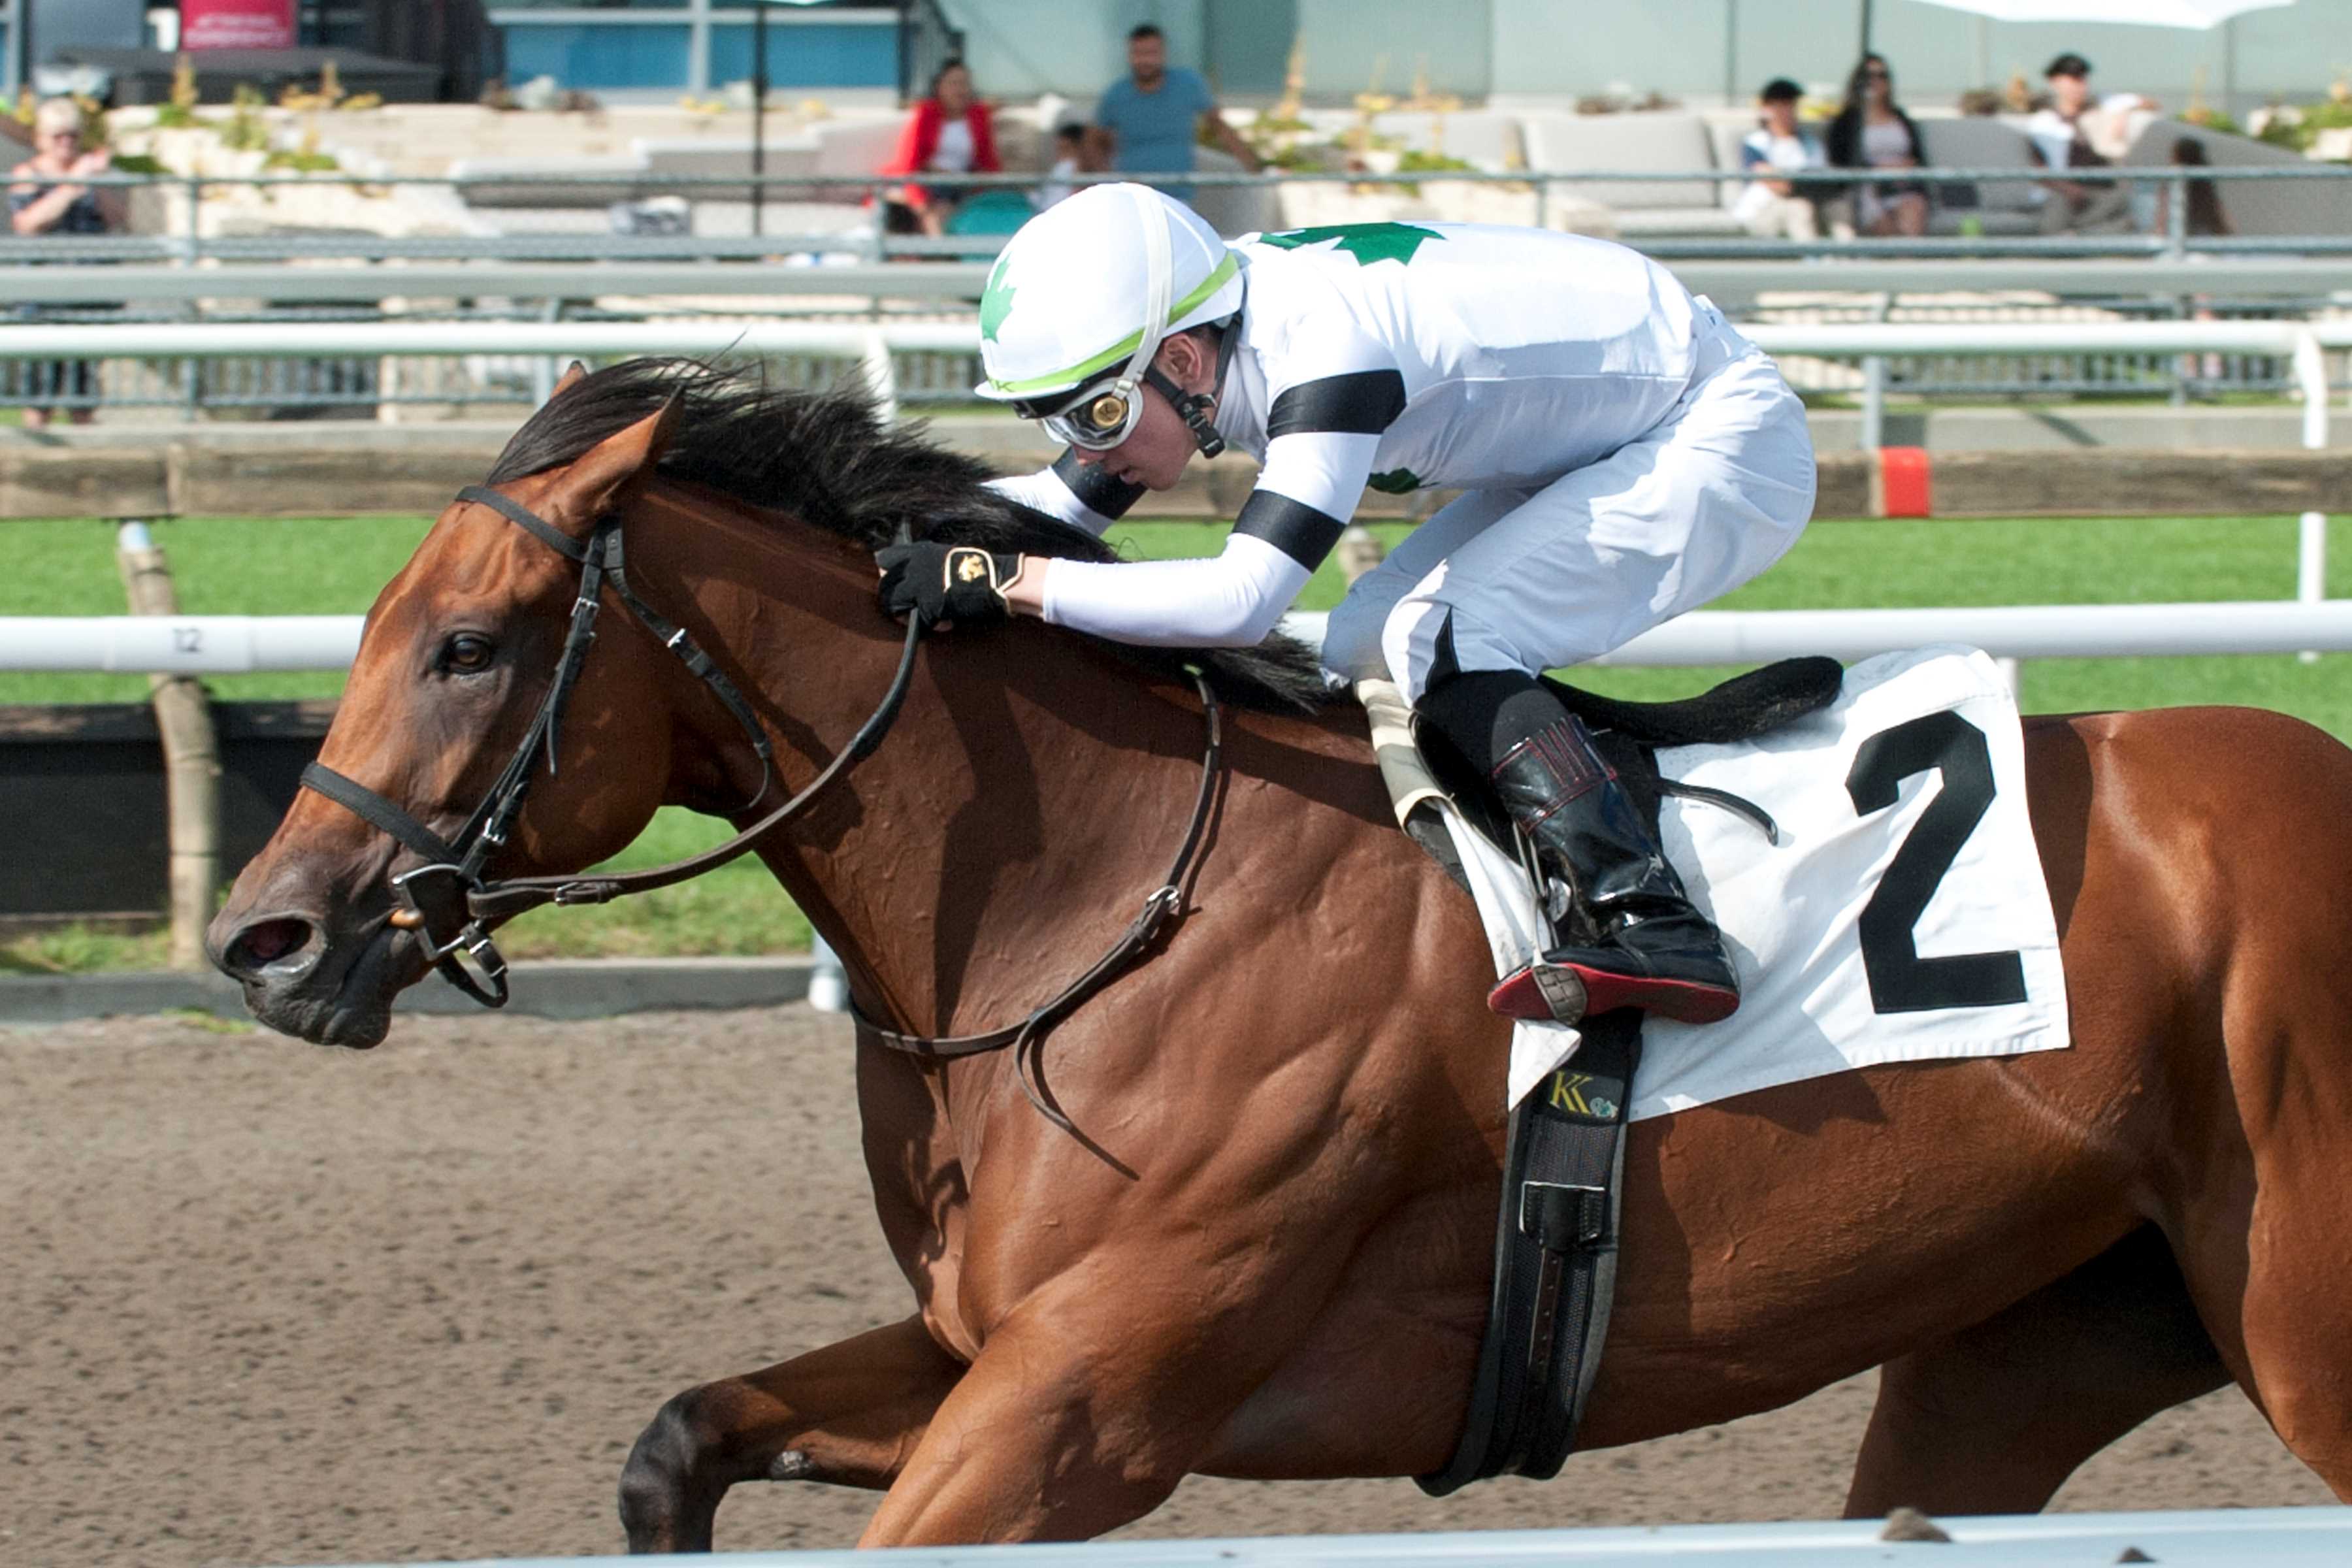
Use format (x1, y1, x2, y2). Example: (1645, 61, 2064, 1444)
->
(441, 632, 497, 674)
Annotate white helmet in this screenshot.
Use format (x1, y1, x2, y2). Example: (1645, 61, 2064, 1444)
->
(975, 182, 1243, 411)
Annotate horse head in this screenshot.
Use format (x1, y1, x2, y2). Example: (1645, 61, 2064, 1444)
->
(207, 367, 693, 1046)
(209, 356, 1333, 1052)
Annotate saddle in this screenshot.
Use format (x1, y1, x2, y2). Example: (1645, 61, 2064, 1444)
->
(1398, 655, 1842, 1495)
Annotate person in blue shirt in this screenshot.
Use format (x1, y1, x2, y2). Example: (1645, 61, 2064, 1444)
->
(1087, 23, 1260, 207)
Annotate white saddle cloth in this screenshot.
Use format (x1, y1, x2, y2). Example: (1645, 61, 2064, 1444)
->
(1365, 646, 2070, 1115)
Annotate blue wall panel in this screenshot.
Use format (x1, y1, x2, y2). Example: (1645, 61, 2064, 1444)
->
(708, 22, 897, 90)
(500, 23, 694, 90)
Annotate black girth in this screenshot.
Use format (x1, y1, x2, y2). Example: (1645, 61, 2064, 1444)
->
(299, 483, 1223, 1109)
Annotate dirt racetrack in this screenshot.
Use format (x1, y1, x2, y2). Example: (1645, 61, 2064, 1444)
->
(3, 1004, 2334, 1565)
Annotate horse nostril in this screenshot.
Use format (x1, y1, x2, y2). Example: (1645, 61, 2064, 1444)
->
(225, 917, 316, 976)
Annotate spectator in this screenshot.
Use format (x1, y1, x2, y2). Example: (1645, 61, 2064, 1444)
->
(1035, 122, 1094, 210)
(2162, 138, 2230, 384)
(2027, 54, 2139, 235)
(1825, 54, 1928, 238)
(1088, 23, 1259, 208)
(7, 97, 122, 430)
(879, 58, 1000, 238)
(1735, 78, 1827, 241)
(2161, 137, 2230, 238)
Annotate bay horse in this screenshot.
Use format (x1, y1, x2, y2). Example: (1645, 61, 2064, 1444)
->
(208, 361, 2347, 1550)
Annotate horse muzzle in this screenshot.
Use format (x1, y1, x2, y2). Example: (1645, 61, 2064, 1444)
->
(206, 900, 424, 1048)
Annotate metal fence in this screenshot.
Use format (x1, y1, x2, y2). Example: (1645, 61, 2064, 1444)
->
(5, 164, 2350, 265)
(5, 163, 2350, 415)
(14, 303, 2333, 421)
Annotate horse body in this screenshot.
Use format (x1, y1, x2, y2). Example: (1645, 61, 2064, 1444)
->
(208, 373, 2349, 1549)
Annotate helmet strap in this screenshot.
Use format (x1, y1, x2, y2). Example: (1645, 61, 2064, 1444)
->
(1145, 364, 1225, 460)
(1145, 301, 1242, 460)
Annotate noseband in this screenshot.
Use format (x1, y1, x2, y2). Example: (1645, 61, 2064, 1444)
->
(297, 481, 1223, 1133)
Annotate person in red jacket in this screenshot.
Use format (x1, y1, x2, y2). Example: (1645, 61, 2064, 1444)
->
(881, 59, 1000, 237)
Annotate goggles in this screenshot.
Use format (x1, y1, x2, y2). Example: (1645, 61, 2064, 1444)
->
(1026, 375, 1147, 451)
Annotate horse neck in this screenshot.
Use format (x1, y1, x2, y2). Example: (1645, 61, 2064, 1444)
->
(628, 480, 1216, 1038)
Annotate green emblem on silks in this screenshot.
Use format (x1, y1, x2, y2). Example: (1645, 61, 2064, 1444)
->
(979, 255, 1016, 344)
(1259, 222, 1445, 267)
(1367, 467, 1422, 494)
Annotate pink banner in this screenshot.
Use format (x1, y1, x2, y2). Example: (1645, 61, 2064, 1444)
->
(180, 0, 297, 52)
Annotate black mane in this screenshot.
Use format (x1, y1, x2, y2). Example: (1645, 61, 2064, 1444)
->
(488, 359, 1334, 713)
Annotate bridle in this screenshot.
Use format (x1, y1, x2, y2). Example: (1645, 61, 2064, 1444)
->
(300, 483, 838, 1005)
(298, 481, 1222, 1128)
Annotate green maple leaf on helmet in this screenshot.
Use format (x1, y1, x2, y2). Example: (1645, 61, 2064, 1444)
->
(1258, 222, 1443, 267)
(979, 256, 1016, 344)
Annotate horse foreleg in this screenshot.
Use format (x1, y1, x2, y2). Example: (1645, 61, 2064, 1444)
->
(617, 1313, 964, 1554)
(1844, 1226, 2229, 1518)
(855, 1217, 1367, 1546)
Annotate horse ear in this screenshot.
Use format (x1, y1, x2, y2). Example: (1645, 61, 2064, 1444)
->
(549, 395, 681, 521)
(551, 361, 589, 400)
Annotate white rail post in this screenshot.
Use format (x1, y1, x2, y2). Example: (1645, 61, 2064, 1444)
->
(529, 298, 563, 409)
(864, 327, 898, 423)
(1860, 355, 1887, 451)
(2295, 329, 2329, 662)
(808, 932, 847, 1013)
(178, 174, 201, 267)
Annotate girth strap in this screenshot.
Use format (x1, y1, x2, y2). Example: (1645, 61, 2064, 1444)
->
(1418, 1013, 1642, 1494)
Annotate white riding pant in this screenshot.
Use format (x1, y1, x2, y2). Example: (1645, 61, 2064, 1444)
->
(1321, 341, 1817, 706)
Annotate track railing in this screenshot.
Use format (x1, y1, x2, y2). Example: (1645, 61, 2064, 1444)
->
(5, 599, 2349, 680)
(0, 318, 2335, 596)
(5, 163, 2350, 264)
(261, 1505, 2352, 1565)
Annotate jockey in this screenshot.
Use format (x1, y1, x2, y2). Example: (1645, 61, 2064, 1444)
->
(877, 184, 1816, 1026)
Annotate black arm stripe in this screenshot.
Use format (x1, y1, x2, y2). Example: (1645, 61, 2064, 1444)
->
(1234, 490, 1348, 571)
(1053, 449, 1145, 521)
(1266, 369, 1408, 440)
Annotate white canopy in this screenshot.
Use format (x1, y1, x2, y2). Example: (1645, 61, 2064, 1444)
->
(1904, 0, 2293, 28)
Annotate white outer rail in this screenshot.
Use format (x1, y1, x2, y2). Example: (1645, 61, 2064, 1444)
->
(1284, 600, 2352, 666)
(293, 1505, 2352, 1565)
(0, 615, 363, 673)
(9, 600, 2352, 677)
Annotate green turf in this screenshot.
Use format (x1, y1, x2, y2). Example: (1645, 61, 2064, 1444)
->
(3, 508, 2347, 970)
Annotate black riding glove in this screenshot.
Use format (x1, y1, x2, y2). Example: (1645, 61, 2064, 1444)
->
(875, 542, 1022, 627)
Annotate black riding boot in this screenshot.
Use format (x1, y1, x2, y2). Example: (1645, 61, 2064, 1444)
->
(1418, 670, 1740, 1026)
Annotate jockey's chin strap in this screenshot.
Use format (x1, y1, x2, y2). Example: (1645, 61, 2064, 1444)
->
(299, 483, 1225, 1137)
(1151, 284, 1245, 461)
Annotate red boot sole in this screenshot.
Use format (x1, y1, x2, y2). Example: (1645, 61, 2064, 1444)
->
(1489, 963, 1740, 1026)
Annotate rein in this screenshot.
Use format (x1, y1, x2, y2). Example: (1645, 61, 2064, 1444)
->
(300, 482, 1224, 1111)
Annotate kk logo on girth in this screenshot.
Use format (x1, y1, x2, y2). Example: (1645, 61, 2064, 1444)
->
(1547, 1070, 1618, 1122)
